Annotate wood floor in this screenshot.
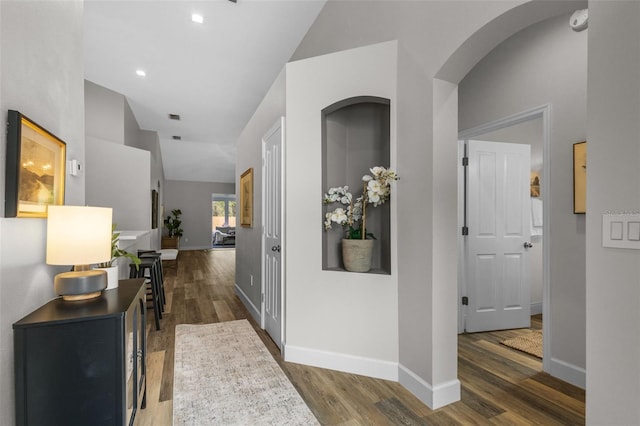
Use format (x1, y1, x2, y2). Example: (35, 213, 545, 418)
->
(135, 249, 585, 425)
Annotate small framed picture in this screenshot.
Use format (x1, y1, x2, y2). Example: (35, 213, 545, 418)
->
(240, 168, 253, 227)
(5, 110, 66, 218)
(573, 141, 586, 214)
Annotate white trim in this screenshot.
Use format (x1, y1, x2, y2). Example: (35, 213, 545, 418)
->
(234, 283, 260, 323)
(173, 246, 205, 251)
(284, 344, 398, 381)
(398, 364, 461, 409)
(458, 104, 552, 373)
(549, 357, 586, 389)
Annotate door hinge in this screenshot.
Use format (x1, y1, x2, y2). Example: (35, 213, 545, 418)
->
(462, 296, 469, 306)
(461, 226, 469, 236)
(462, 156, 469, 166)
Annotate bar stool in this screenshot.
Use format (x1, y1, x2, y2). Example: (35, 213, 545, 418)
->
(130, 260, 162, 330)
(138, 251, 165, 308)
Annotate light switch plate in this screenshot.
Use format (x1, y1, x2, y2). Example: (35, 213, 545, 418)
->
(603, 214, 640, 249)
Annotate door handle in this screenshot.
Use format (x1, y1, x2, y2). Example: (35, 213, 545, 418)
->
(271, 245, 281, 252)
(524, 242, 533, 249)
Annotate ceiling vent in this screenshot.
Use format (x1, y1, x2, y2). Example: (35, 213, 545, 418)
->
(168, 114, 181, 120)
(172, 136, 182, 140)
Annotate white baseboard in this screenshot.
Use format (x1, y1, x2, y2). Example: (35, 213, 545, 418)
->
(174, 245, 211, 251)
(531, 302, 543, 315)
(549, 357, 586, 389)
(398, 364, 460, 409)
(284, 344, 398, 381)
(234, 283, 261, 324)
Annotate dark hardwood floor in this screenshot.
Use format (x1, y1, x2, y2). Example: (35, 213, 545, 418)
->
(135, 249, 585, 425)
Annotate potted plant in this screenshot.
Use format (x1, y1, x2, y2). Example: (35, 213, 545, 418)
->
(162, 209, 183, 249)
(323, 166, 398, 272)
(97, 225, 141, 290)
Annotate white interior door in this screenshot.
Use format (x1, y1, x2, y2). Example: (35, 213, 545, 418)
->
(262, 117, 284, 348)
(464, 140, 531, 332)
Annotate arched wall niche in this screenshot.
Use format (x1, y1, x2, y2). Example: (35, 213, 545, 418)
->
(321, 96, 391, 274)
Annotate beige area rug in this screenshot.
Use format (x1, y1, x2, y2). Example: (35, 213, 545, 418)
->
(500, 330, 543, 358)
(173, 320, 319, 425)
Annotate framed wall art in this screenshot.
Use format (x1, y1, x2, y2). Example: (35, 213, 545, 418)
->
(5, 110, 66, 218)
(530, 171, 541, 197)
(151, 189, 159, 229)
(573, 141, 587, 214)
(240, 168, 253, 227)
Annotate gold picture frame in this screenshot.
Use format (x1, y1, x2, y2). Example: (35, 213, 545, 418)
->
(240, 168, 253, 227)
(573, 141, 587, 214)
(530, 171, 541, 197)
(5, 110, 66, 218)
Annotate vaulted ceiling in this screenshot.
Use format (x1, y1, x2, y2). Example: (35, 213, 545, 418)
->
(84, 0, 325, 183)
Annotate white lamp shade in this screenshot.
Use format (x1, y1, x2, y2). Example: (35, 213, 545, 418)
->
(46, 205, 113, 266)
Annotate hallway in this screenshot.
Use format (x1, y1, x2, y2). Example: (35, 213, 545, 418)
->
(136, 249, 584, 425)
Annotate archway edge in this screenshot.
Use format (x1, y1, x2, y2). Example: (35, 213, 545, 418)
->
(435, 0, 587, 84)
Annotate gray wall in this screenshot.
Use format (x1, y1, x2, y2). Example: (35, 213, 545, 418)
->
(0, 1, 85, 421)
(85, 80, 126, 145)
(458, 12, 587, 380)
(85, 81, 152, 240)
(137, 130, 165, 249)
(235, 69, 286, 320)
(124, 98, 139, 147)
(586, 1, 640, 424)
(164, 180, 235, 250)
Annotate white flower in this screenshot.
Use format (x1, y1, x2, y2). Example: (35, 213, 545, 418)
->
(370, 166, 385, 177)
(330, 207, 348, 225)
(323, 166, 397, 239)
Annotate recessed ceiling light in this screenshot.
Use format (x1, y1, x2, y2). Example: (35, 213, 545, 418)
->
(136, 69, 146, 77)
(191, 14, 204, 24)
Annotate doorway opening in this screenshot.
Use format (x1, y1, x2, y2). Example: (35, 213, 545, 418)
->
(212, 194, 236, 247)
(458, 105, 550, 366)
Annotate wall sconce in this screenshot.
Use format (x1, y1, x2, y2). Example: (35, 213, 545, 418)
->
(46, 205, 112, 301)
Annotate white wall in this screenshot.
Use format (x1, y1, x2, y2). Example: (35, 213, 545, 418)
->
(85, 80, 166, 252)
(237, 0, 585, 410)
(0, 1, 85, 422)
(285, 42, 399, 378)
(458, 12, 588, 385)
(85, 136, 151, 231)
(586, 1, 640, 424)
(163, 180, 235, 250)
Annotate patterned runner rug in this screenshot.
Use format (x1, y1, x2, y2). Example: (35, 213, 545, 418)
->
(500, 330, 543, 359)
(173, 319, 318, 425)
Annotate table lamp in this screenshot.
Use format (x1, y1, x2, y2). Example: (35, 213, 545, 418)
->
(46, 205, 113, 301)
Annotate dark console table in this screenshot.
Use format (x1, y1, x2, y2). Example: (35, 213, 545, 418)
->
(13, 279, 147, 426)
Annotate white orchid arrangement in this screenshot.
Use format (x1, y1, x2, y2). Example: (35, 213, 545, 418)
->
(323, 166, 398, 240)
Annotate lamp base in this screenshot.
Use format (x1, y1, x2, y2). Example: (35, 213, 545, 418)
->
(61, 291, 103, 301)
(54, 269, 107, 301)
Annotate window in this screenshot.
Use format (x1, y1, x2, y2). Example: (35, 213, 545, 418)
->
(212, 196, 236, 228)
